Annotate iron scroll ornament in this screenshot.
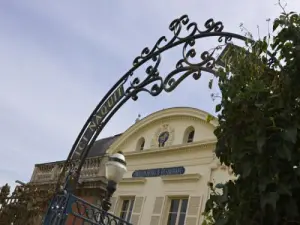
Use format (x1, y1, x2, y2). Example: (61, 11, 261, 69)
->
(56, 15, 275, 191)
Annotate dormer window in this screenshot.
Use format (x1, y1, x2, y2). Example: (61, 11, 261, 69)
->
(136, 137, 145, 151)
(183, 126, 195, 143)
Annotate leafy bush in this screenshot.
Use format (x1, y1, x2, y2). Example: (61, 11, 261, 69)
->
(0, 183, 54, 225)
(203, 10, 300, 225)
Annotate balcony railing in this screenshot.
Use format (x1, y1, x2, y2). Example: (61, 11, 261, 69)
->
(31, 156, 107, 184)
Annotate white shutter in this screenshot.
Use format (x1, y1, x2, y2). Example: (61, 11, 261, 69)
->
(108, 196, 117, 214)
(185, 196, 202, 225)
(150, 197, 165, 225)
(130, 196, 145, 225)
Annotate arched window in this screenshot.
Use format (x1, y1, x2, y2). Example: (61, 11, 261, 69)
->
(136, 137, 145, 151)
(183, 126, 195, 143)
(187, 130, 195, 143)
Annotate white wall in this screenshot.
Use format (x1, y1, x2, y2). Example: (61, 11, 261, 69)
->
(106, 108, 231, 225)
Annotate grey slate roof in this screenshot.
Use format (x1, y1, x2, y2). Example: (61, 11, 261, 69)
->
(87, 133, 122, 158)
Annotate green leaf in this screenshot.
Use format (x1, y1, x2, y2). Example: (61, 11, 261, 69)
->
(285, 198, 298, 218)
(277, 183, 292, 196)
(208, 79, 213, 89)
(206, 114, 214, 123)
(241, 161, 252, 178)
(215, 183, 225, 189)
(273, 19, 281, 31)
(220, 186, 228, 203)
(294, 167, 300, 176)
(257, 136, 265, 153)
(277, 144, 291, 161)
(215, 217, 228, 225)
(282, 126, 297, 144)
(204, 198, 214, 212)
(261, 192, 279, 211)
(215, 104, 222, 113)
(258, 178, 271, 192)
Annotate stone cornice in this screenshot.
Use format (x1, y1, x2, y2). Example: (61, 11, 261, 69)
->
(119, 178, 147, 184)
(123, 139, 216, 159)
(108, 107, 218, 153)
(161, 173, 201, 182)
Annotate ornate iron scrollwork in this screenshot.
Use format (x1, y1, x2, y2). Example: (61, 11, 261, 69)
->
(124, 15, 241, 102)
(54, 15, 255, 193)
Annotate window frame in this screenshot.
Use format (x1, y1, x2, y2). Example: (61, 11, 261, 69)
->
(136, 137, 145, 151)
(187, 130, 195, 143)
(165, 196, 189, 225)
(183, 126, 195, 144)
(118, 197, 135, 222)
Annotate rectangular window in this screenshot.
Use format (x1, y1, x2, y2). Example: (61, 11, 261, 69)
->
(167, 198, 188, 225)
(120, 198, 135, 222)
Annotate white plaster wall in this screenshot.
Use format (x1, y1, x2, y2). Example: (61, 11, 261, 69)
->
(106, 108, 230, 225)
(111, 145, 228, 225)
(118, 116, 216, 154)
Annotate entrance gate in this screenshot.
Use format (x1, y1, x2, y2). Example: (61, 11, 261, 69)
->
(42, 15, 273, 225)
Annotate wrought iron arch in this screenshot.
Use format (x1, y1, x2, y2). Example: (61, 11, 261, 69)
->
(44, 14, 276, 225)
(56, 15, 255, 191)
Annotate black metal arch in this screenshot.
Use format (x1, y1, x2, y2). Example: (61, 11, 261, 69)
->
(56, 15, 267, 191)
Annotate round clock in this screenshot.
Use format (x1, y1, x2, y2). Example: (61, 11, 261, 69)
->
(158, 131, 169, 147)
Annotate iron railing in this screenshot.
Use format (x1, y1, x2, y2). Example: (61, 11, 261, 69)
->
(43, 193, 132, 225)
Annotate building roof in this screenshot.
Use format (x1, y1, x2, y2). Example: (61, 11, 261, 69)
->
(87, 133, 122, 158)
(35, 133, 122, 166)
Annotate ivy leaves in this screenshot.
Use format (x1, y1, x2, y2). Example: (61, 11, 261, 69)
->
(203, 11, 300, 225)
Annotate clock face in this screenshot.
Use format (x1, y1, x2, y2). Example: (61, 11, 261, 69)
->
(158, 131, 169, 146)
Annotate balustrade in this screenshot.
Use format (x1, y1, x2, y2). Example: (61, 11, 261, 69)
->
(32, 156, 106, 183)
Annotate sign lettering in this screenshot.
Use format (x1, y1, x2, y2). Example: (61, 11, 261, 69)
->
(132, 166, 185, 178)
(72, 85, 125, 158)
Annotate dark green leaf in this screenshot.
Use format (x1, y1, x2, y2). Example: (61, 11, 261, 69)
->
(220, 193, 228, 203)
(285, 198, 298, 218)
(216, 104, 222, 113)
(204, 198, 214, 212)
(241, 161, 252, 178)
(261, 192, 279, 211)
(281, 126, 297, 144)
(208, 79, 213, 89)
(258, 178, 271, 192)
(257, 135, 265, 153)
(277, 183, 292, 196)
(215, 217, 228, 225)
(276, 144, 292, 161)
(273, 19, 280, 31)
(294, 167, 300, 176)
(215, 183, 225, 189)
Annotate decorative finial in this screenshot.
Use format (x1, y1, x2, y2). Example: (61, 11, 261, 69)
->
(135, 114, 141, 123)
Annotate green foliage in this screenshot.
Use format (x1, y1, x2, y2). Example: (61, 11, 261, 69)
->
(203, 10, 300, 225)
(0, 183, 55, 225)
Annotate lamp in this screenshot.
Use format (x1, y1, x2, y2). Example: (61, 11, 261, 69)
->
(102, 151, 127, 212)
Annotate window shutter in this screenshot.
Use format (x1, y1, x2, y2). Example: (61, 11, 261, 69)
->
(150, 197, 165, 225)
(108, 197, 117, 214)
(130, 196, 145, 225)
(185, 196, 202, 225)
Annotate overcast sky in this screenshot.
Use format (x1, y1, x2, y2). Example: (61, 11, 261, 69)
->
(1, 0, 300, 189)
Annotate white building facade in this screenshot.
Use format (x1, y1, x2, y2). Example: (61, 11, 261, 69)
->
(105, 107, 233, 225)
(30, 107, 233, 225)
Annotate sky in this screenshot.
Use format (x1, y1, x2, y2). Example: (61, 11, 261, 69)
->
(0, 0, 300, 190)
